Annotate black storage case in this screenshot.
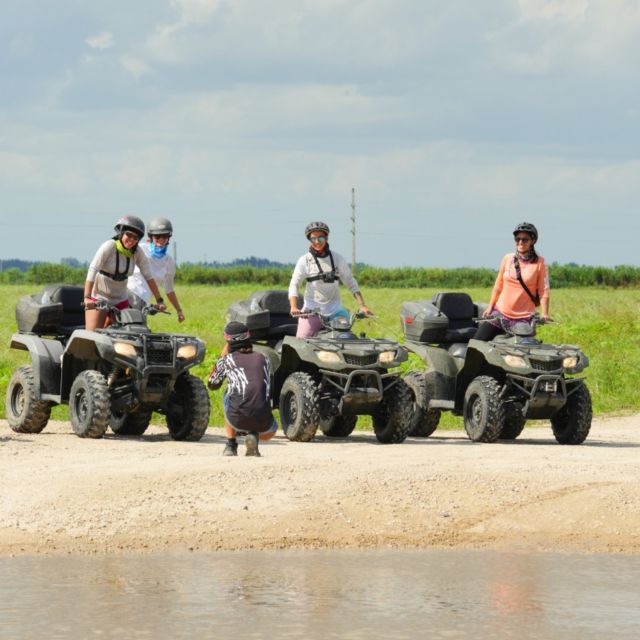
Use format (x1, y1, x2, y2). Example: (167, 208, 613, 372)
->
(400, 300, 449, 343)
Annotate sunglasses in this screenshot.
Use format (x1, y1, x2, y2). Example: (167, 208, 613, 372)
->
(515, 236, 532, 243)
(123, 230, 141, 241)
(151, 234, 171, 240)
(309, 235, 327, 243)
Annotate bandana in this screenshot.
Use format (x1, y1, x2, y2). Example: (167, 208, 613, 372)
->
(149, 241, 169, 258)
(309, 242, 330, 258)
(114, 238, 135, 258)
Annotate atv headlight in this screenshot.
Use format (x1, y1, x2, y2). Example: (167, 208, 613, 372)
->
(503, 354, 527, 368)
(177, 343, 198, 359)
(317, 350, 341, 364)
(562, 356, 578, 369)
(114, 341, 137, 358)
(378, 350, 396, 364)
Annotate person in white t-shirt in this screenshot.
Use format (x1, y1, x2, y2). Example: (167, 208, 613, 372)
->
(288, 221, 372, 337)
(128, 217, 185, 323)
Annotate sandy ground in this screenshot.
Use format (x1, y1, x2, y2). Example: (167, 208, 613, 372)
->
(1, 415, 640, 556)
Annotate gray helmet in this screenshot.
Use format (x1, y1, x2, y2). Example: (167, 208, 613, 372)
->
(513, 222, 538, 243)
(305, 221, 330, 239)
(148, 216, 173, 237)
(114, 215, 145, 239)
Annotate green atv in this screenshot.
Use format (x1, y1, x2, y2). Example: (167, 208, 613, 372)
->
(6, 284, 210, 440)
(401, 292, 592, 444)
(227, 290, 413, 443)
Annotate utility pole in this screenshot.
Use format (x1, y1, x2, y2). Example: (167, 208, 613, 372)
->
(173, 241, 178, 267)
(351, 187, 356, 273)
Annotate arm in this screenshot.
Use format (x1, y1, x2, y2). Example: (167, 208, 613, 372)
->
(207, 355, 228, 390)
(538, 259, 551, 321)
(483, 256, 506, 317)
(166, 291, 184, 322)
(145, 278, 167, 311)
(336, 254, 372, 315)
(288, 256, 306, 315)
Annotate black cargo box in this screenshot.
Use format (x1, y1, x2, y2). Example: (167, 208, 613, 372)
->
(400, 300, 449, 343)
(15, 284, 84, 334)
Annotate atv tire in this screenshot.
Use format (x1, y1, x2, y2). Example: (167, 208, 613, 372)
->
(279, 372, 320, 442)
(463, 376, 505, 443)
(500, 403, 526, 440)
(551, 383, 592, 445)
(110, 409, 153, 436)
(166, 374, 210, 441)
(6, 365, 52, 434)
(405, 371, 441, 438)
(69, 370, 110, 439)
(319, 415, 358, 438)
(372, 378, 413, 444)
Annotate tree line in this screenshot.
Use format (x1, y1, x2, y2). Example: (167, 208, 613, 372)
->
(2, 261, 640, 288)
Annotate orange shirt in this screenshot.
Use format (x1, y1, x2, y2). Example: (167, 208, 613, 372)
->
(492, 253, 550, 319)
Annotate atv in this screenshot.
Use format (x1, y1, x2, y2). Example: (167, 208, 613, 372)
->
(401, 292, 592, 444)
(227, 290, 413, 443)
(6, 284, 210, 440)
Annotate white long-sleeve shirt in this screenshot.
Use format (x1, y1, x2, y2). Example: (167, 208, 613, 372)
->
(86, 240, 153, 304)
(128, 242, 177, 303)
(288, 250, 360, 315)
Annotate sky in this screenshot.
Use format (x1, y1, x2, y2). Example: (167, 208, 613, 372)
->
(1, 0, 639, 268)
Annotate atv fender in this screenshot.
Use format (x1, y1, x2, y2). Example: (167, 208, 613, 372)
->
(405, 341, 458, 406)
(10, 333, 64, 400)
(60, 330, 120, 401)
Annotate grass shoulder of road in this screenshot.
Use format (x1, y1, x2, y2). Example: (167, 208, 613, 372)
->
(1, 284, 639, 427)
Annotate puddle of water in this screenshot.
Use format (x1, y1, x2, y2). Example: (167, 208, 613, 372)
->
(1, 549, 638, 639)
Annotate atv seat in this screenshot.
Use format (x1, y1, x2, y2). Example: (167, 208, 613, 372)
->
(431, 292, 477, 343)
(249, 290, 300, 339)
(45, 285, 85, 335)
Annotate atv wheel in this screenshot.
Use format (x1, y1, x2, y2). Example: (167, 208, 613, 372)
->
(69, 370, 110, 439)
(279, 372, 320, 442)
(110, 409, 152, 436)
(6, 365, 52, 434)
(372, 378, 413, 444)
(500, 403, 526, 440)
(551, 383, 592, 445)
(166, 374, 210, 441)
(463, 376, 505, 443)
(405, 371, 441, 438)
(319, 415, 358, 438)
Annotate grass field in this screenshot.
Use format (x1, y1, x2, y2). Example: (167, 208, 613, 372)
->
(1, 284, 639, 429)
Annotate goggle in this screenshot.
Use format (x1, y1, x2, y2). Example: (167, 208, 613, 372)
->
(309, 235, 327, 244)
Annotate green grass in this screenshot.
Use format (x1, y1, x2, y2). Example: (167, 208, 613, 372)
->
(1, 284, 638, 430)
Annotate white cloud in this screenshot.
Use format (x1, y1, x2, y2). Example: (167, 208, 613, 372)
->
(85, 32, 115, 50)
(120, 55, 150, 78)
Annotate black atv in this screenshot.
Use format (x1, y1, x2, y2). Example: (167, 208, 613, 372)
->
(227, 290, 413, 443)
(401, 292, 592, 444)
(6, 284, 210, 440)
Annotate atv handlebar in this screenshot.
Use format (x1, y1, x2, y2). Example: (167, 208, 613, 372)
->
(83, 300, 170, 316)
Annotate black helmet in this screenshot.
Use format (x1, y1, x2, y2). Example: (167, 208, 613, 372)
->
(115, 215, 145, 239)
(148, 216, 173, 237)
(223, 321, 251, 344)
(305, 221, 330, 239)
(513, 222, 538, 242)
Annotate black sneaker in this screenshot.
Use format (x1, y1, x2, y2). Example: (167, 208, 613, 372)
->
(245, 433, 261, 457)
(223, 441, 238, 456)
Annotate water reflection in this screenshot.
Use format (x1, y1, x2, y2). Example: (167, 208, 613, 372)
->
(1, 549, 639, 639)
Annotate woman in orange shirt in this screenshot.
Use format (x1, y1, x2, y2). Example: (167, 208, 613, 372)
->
(474, 222, 551, 341)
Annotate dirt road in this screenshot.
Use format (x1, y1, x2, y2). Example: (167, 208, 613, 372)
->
(2, 415, 639, 556)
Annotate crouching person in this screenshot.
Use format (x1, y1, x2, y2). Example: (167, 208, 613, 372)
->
(207, 322, 277, 457)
